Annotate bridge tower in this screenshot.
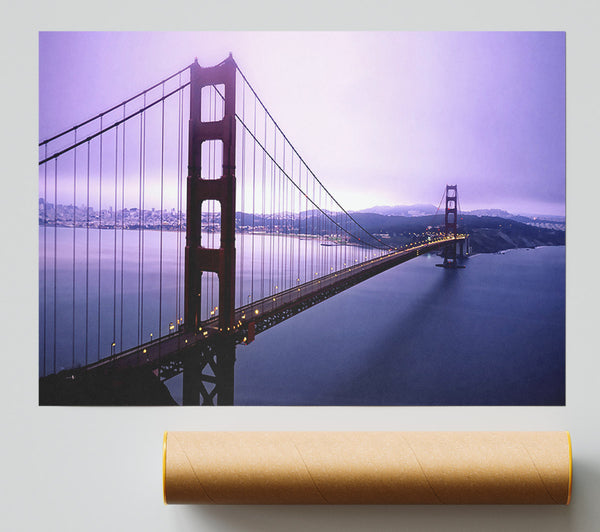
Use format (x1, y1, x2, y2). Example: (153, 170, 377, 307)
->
(183, 55, 237, 405)
(442, 184, 460, 268)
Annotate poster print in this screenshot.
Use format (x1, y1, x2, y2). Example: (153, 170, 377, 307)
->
(38, 32, 565, 405)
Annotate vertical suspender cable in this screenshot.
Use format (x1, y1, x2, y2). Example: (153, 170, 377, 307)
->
(279, 143, 283, 291)
(313, 177, 317, 278)
(335, 200, 338, 269)
(344, 210, 347, 267)
(43, 146, 47, 375)
(202, 91, 208, 322)
(141, 95, 146, 343)
(97, 116, 103, 360)
(137, 109, 143, 345)
(260, 110, 267, 299)
(85, 142, 90, 366)
(240, 80, 246, 309)
(280, 155, 284, 290)
(53, 159, 57, 374)
(176, 79, 182, 328)
(72, 129, 77, 368)
(210, 88, 214, 315)
(251, 96, 256, 305)
(120, 106, 126, 351)
(268, 130, 272, 296)
(159, 83, 165, 341)
(325, 190, 329, 273)
(325, 192, 328, 272)
(303, 166, 307, 283)
(315, 181, 318, 276)
(335, 209, 338, 270)
(181, 81, 186, 323)
(297, 157, 301, 284)
(283, 142, 287, 290)
(113, 124, 118, 351)
(270, 126, 275, 297)
(211, 87, 216, 317)
(177, 79, 184, 327)
(213, 89, 219, 317)
(274, 128, 279, 294)
(213, 88, 217, 314)
(289, 157, 292, 287)
(180, 83, 186, 323)
(208, 88, 214, 319)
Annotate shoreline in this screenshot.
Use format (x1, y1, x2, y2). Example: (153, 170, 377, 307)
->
(39, 223, 565, 256)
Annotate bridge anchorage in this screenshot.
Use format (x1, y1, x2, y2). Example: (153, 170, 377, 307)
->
(38, 54, 467, 406)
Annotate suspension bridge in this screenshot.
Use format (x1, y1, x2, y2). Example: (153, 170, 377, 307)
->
(38, 55, 467, 405)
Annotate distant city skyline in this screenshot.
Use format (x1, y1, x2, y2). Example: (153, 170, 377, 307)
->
(38, 196, 566, 222)
(39, 32, 566, 216)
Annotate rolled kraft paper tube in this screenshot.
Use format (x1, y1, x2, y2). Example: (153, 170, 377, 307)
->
(163, 431, 572, 505)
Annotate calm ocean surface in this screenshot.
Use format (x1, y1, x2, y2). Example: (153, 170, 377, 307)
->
(40, 227, 565, 405)
(168, 245, 565, 406)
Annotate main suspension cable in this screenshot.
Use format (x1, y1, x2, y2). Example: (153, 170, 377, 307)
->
(233, 63, 392, 251)
(39, 64, 192, 147)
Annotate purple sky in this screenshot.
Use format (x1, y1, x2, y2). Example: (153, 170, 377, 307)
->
(39, 31, 565, 216)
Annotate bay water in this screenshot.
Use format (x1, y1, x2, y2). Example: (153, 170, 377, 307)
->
(39, 227, 565, 405)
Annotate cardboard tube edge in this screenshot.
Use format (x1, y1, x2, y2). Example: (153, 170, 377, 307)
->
(567, 431, 572, 505)
(163, 431, 168, 505)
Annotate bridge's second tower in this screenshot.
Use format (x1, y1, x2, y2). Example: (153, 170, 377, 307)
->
(442, 184, 459, 268)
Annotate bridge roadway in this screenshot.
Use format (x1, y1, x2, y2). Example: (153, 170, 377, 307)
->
(75, 235, 466, 377)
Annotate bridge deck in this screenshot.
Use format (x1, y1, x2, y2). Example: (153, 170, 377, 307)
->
(67, 235, 466, 376)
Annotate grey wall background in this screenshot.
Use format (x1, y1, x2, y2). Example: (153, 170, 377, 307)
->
(2, 1, 599, 531)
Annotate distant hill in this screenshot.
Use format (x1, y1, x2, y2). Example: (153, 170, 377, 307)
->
(467, 208, 510, 217)
(512, 212, 566, 223)
(465, 208, 564, 223)
(354, 205, 565, 232)
(355, 204, 564, 221)
(233, 209, 565, 254)
(348, 212, 565, 254)
(465, 209, 538, 226)
(352, 204, 438, 217)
